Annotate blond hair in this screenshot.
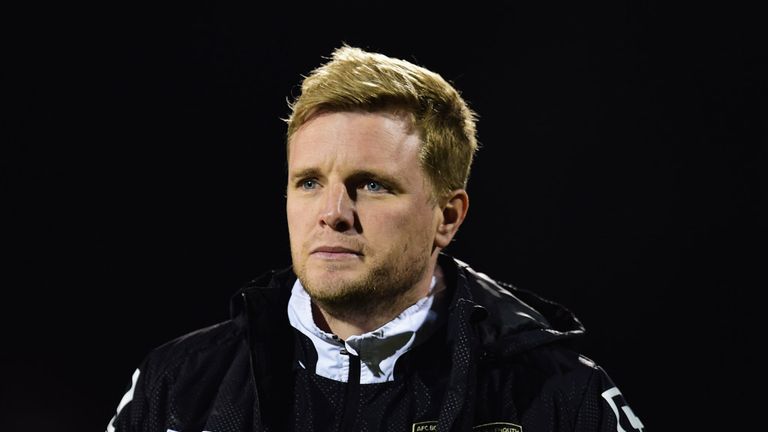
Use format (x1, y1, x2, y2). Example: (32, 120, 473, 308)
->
(285, 45, 478, 203)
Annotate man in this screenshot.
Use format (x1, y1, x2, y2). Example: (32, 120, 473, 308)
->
(108, 46, 644, 432)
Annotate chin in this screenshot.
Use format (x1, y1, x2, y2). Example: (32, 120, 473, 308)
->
(301, 264, 368, 295)
(307, 267, 361, 286)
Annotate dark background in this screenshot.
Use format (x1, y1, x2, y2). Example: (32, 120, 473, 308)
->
(4, 2, 765, 431)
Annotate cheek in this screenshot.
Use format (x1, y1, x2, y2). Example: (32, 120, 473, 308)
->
(286, 201, 308, 243)
(367, 206, 435, 241)
(286, 198, 310, 226)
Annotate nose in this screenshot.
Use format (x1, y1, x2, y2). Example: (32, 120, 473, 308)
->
(319, 182, 356, 232)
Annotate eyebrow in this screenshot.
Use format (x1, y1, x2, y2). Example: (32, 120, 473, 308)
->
(289, 168, 322, 183)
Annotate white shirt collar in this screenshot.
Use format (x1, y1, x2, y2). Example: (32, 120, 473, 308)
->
(287, 276, 442, 384)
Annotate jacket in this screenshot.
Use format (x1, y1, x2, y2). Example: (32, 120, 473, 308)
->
(107, 254, 644, 431)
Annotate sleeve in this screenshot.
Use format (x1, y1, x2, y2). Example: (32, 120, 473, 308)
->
(105, 366, 148, 432)
(574, 363, 645, 432)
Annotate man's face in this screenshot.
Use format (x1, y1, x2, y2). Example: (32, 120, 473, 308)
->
(286, 111, 441, 311)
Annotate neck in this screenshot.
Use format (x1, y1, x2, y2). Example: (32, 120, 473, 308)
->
(313, 263, 444, 341)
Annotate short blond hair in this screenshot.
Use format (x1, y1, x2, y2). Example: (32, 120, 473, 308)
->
(285, 45, 478, 203)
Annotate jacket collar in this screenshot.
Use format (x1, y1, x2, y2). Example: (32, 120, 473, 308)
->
(232, 254, 585, 354)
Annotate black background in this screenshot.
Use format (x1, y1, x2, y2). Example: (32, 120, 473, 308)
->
(4, 2, 766, 431)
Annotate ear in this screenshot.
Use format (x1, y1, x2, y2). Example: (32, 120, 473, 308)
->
(434, 189, 469, 249)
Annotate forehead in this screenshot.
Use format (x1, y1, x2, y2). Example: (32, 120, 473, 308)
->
(287, 111, 422, 173)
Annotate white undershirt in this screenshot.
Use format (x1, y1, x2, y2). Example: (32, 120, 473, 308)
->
(287, 277, 440, 384)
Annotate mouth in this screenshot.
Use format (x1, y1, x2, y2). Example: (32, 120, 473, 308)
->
(310, 246, 363, 260)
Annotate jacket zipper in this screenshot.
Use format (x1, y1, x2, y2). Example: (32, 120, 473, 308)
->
(338, 349, 361, 431)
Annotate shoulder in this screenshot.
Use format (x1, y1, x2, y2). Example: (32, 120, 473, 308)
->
(507, 344, 602, 388)
(108, 318, 252, 431)
(139, 318, 247, 390)
(445, 255, 585, 344)
(153, 318, 244, 358)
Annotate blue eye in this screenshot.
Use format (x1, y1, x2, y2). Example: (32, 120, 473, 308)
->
(363, 181, 384, 192)
(301, 179, 318, 190)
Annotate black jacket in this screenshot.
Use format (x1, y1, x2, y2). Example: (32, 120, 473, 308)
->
(107, 255, 644, 431)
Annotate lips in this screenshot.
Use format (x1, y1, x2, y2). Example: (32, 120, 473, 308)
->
(309, 245, 364, 262)
(310, 245, 362, 255)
